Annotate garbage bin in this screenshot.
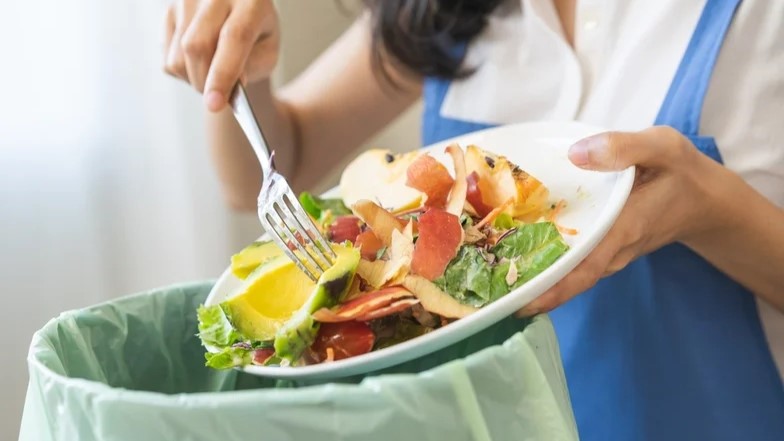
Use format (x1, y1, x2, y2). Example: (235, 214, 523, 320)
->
(20, 281, 578, 441)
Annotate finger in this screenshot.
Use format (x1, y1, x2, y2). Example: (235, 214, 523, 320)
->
(163, 6, 176, 76)
(568, 126, 691, 171)
(181, 0, 231, 92)
(602, 245, 637, 277)
(204, 1, 271, 112)
(517, 225, 625, 317)
(243, 30, 279, 81)
(517, 258, 603, 316)
(166, 0, 198, 81)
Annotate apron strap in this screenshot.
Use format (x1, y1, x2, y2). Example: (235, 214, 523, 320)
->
(654, 0, 742, 135)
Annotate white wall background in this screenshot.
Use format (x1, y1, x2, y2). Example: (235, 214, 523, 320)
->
(0, 1, 421, 438)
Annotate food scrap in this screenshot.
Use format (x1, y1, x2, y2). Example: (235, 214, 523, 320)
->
(198, 144, 570, 369)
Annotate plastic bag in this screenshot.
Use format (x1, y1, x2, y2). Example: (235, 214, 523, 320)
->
(20, 281, 578, 441)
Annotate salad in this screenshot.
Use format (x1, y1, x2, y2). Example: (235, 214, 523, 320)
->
(197, 144, 573, 369)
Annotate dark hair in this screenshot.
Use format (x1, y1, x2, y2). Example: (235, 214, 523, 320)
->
(363, 0, 504, 82)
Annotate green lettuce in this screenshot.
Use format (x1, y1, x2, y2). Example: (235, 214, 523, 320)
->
(435, 246, 493, 307)
(435, 222, 569, 307)
(204, 346, 252, 370)
(299, 192, 352, 220)
(197, 304, 241, 348)
(491, 222, 569, 285)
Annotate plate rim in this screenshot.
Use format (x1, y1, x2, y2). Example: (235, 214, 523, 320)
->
(204, 120, 635, 379)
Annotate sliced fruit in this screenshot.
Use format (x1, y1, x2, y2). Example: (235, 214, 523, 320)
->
(464, 145, 549, 218)
(351, 199, 405, 247)
(402, 275, 478, 319)
(222, 243, 362, 364)
(445, 144, 467, 216)
(312, 286, 414, 323)
(466, 171, 494, 217)
(222, 254, 316, 341)
(406, 154, 455, 208)
(343, 276, 363, 301)
(354, 298, 420, 321)
(355, 230, 384, 261)
(357, 259, 387, 289)
(411, 208, 463, 280)
(328, 216, 361, 244)
(340, 149, 423, 211)
(310, 321, 375, 362)
(356, 228, 413, 288)
(475, 198, 514, 229)
(272, 244, 361, 363)
(230, 240, 283, 279)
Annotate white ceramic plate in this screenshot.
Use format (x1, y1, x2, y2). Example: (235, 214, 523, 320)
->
(205, 121, 635, 380)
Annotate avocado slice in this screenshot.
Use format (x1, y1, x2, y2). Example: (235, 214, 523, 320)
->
(221, 242, 361, 364)
(230, 240, 282, 279)
(274, 244, 360, 364)
(222, 253, 316, 341)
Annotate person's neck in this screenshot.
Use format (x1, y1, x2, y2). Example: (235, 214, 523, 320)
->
(552, 0, 577, 48)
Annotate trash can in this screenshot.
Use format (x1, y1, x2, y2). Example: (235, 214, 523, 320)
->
(20, 281, 578, 441)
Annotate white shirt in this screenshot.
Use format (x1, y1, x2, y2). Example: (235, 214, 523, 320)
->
(440, 0, 784, 378)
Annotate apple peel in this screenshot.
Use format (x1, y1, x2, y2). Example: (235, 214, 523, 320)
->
(351, 199, 405, 247)
(354, 298, 420, 322)
(445, 143, 468, 217)
(402, 275, 478, 319)
(312, 286, 415, 323)
(356, 225, 413, 288)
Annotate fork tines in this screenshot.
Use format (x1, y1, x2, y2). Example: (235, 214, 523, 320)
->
(259, 190, 337, 282)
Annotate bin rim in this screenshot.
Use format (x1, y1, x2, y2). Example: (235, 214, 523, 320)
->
(26, 280, 543, 407)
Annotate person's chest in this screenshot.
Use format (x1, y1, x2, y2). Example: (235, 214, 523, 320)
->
(439, 0, 784, 196)
(441, 0, 707, 129)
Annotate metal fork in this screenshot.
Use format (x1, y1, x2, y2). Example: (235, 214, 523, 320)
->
(228, 83, 336, 282)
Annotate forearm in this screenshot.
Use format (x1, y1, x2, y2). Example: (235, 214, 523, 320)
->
(683, 164, 784, 311)
(206, 17, 421, 211)
(206, 80, 296, 210)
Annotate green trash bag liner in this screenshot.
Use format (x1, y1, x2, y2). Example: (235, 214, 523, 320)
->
(20, 281, 578, 441)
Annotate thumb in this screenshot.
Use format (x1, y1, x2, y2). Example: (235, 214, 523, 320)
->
(568, 126, 688, 171)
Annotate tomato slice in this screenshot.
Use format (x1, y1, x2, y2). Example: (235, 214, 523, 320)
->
(405, 154, 454, 208)
(252, 348, 275, 365)
(355, 230, 385, 261)
(311, 321, 375, 362)
(466, 171, 494, 217)
(328, 216, 361, 244)
(410, 208, 462, 280)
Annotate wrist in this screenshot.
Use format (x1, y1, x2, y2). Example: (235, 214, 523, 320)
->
(678, 157, 749, 249)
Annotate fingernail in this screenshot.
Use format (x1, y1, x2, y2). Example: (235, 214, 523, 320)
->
(205, 90, 224, 112)
(568, 143, 589, 166)
(569, 135, 604, 167)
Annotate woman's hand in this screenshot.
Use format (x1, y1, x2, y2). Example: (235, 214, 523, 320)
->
(163, 0, 280, 112)
(519, 126, 731, 316)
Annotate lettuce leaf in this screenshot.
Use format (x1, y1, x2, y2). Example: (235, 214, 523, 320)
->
(435, 222, 568, 306)
(197, 304, 241, 348)
(299, 192, 352, 220)
(493, 222, 569, 290)
(434, 246, 493, 307)
(204, 346, 252, 369)
(491, 222, 569, 289)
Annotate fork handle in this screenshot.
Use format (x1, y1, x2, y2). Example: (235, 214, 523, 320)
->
(228, 83, 274, 176)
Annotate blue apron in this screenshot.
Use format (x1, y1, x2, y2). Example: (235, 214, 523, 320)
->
(421, 1, 784, 440)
